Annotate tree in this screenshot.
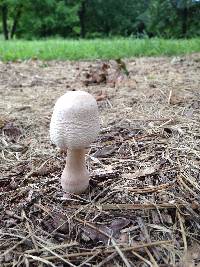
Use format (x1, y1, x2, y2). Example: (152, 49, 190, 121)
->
(0, 0, 199, 39)
(146, 0, 200, 38)
(83, 0, 149, 37)
(78, 0, 87, 38)
(1, 1, 9, 40)
(0, 0, 24, 40)
(170, 0, 200, 37)
(16, 0, 80, 39)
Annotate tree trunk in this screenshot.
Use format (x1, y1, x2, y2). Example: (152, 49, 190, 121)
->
(10, 6, 22, 39)
(1, 3, 9, 40)
(104, 23, 110, 37)
(181, 7, 188, 37)
(79, 0, 86, 38)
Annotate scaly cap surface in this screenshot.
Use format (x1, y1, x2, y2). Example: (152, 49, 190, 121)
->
(50, 91, 100, 149)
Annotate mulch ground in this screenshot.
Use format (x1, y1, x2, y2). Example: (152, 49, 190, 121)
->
(0, 54, 200, 266)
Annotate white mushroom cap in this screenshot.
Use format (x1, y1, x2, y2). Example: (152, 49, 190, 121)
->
(50, 91, 100, 149)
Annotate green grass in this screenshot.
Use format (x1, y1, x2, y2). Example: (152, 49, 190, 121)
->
(0, 38, 200, 61)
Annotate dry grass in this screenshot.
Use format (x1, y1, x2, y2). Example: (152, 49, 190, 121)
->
(0, 54, 200, 266)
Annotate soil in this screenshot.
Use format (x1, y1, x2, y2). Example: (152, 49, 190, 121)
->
(0, 54, 200, 266)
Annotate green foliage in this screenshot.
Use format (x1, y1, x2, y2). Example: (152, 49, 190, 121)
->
(147, 0, 200, 38)
(16, 0, 80, 39)
(0, 0, 199, 39)
(84, 0, 149, 37)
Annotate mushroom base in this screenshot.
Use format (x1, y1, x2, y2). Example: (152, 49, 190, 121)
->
(61, 149, 89, 194)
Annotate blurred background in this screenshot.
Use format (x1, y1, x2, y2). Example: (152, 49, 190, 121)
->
(0, 0, 200, 40)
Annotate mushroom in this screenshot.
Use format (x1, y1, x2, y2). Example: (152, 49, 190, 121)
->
(50, 91, 100, 194)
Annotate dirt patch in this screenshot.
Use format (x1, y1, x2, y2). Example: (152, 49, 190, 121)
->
(0, 54, 200, 266)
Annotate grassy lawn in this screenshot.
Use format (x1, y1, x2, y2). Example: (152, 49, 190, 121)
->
(0, 38, 200, 61)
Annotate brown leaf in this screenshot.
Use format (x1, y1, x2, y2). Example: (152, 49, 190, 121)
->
(81, 218, 130, 244)
(95, 91, 107, 101)
(131, 166, 157, 179)
(101, 62, 110, 71)
(93, 145, 116, 158)
(81, 224, 111, 243)
(110, 218, 130, 243)
(51, 211, 69, 234)
(82, 62, 109, 86)
(7, 143, 28, 153)
(3, 122, 21, 140)
(110, 218, 130, 236)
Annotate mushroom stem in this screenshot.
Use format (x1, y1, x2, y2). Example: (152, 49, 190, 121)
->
(61, 149, 89, 194)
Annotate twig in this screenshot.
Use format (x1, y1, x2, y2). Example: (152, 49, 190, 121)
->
(2, 240, 173, 266)
(158, 119, 173, 128)
(24, 254, 57, 267)
(96, 252, 118, 267)
(110, 238, 131, 267)
(114, 181, 175, 193)
(34, 235, 76, 267)
(177, 176, 198, 198)
(182, 173, 200, 193)
(1, 234, 32, 257)
(144, 247, 159, 267)
(22, 209, 39, 252)
(78, 251, 101, 267)
(67, 203, 185, 211)
(24, 242, 78, 254)
(168, 90, 173, 104)
(137, 217, 160, 262)
(131, 250, 152, 266)
(75, 217, 131, 267)
(177, 211, 187, 252)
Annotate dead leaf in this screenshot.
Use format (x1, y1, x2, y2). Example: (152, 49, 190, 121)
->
(102, 62, 110, 71)
(3, 122, 21, 140)
(93, 145, 116, 158)
(110, 218, 130, 237)
(7, 143, 28, 153)
(82, 62, 109, 86)
(51, 211, 69, 234)
(95, 91, 107, 101)
(131, 166, 157, 179)
(81, 224, 111, 243)
(147, 224, 172, 233)
(81, 218, 130, 244)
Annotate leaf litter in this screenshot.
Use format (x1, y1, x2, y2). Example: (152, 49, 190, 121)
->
(0, 54, 200, 266)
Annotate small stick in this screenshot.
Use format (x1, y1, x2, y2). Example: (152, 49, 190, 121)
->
(96, 252, 118, 267)
(144, 247, 159, 267)
(34, 235, 76, 267)
(1, 234, 32, 257)
(168, 90, 173, 104)
(158, 119, 173, 128)
(78, 251, 101, 267)
(75, 217, 131, 267)
(131, 250, 152, 266)
(114, 181, 175, 194)
(22, 210, 39, 252)
(177, 176, 198, 198)
(177, 211, 187, 252)
(137, 217, 160, 262)
(2, 240, 173, 266)
(110, 238, 131, 267)
(65, 203, 185, 211)
(24, 254, 57, 267)
(24, 242, 78, 254)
